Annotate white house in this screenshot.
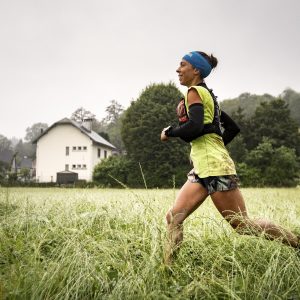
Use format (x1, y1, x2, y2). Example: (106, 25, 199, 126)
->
(33, 118, 116, 183)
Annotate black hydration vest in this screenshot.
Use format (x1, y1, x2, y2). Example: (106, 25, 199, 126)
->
(176, 82, 223, 137)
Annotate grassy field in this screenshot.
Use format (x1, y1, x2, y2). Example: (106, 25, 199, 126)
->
(0, 187, 300, 299)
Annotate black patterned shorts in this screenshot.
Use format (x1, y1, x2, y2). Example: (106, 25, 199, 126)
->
(187, 169, 239, 195)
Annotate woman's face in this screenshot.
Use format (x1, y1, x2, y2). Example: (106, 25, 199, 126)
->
(176, 59, 200, 87)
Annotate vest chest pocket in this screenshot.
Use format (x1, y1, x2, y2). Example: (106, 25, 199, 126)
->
(176, 98, 189, 124)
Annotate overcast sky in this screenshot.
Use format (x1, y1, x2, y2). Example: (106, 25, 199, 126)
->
(1, 0, 300, 139)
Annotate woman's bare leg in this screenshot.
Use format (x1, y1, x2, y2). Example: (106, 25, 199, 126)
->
(165, 180, 208, 264)
(210, 188, 299, 247)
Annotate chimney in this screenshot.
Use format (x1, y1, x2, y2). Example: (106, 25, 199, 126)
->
(82, 118, 93, 131)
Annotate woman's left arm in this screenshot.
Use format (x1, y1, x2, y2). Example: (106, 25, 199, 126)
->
(220, 111, 240, 145)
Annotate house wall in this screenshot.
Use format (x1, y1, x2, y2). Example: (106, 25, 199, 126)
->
(92, 145, 113, 177)
(36, 124, 113, 182)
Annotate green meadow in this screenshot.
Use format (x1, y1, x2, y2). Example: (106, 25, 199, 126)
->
(0, 187, 299, 299)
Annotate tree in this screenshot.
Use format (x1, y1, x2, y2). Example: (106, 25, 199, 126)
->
(280, 88, 300, 126)
(96, 100, 125, 153)
(71, 107, 95, 124)
(0, 135, 13, 173)
(89, 119, 106, 135)
(25, 123, 48, 142)
(98, 131, 110, 142)
(103, 100, 124, 124)
(229, 106, 248, 134)
(221, 89, 300, 132)
(237, 138, 299, 187)
(0, 160, 9, 180)
(0, 134, 12, 152)
(105, 112, 125, 153)
(246, 99, 300, 153)
(14, 139, 36, 159)
(121, 82, 190, 188)
(226, 135, 248, 163)
(19, 167, 30, 182)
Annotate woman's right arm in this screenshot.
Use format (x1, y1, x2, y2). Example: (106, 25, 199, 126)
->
(163, 88, 205, 139)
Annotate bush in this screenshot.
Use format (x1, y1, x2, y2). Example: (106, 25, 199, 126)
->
(93, 156, 138, 188)
(7, 172, 18, 183)
(236, 163, 261, 187)
(74, 180, 96, 188)
(92, 154, 191, 188)
(0, 180, 57, 188)
(237, 139, 299, 187)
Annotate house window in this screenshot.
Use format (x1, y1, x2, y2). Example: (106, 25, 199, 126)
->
(98, 148, 101, 158)
(77, 164, 81, 169)
(72, 164, 76, 169)
(83, 164, 87, 169)
(73, 146, 76, 151)
(104, 150, 107, 158)
(66, 146, 69, 156)
(83, 146, 87, 150)
(78, 146, 82, 150)
(65, 164, 69, 171)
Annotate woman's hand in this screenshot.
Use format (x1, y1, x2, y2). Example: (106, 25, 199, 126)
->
(161, 127, 170, 141)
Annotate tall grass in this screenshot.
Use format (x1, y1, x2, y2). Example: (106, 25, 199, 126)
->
(0, 187, 299, 299)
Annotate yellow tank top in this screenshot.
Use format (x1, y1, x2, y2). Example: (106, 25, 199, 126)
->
(185, 86, 236, 177)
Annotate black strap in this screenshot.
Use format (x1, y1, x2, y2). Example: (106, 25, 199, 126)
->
(197, 82, 223, 137)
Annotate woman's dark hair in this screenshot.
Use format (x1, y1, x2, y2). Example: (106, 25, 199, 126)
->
(197, 51, 218, 69)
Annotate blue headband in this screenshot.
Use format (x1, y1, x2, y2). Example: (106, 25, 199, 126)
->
(182, 51, 212, 78)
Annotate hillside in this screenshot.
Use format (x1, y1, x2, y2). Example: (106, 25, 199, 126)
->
(220, 88, 300, 125)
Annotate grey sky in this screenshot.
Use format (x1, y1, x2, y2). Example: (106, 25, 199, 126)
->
(1, 0, 300, 139)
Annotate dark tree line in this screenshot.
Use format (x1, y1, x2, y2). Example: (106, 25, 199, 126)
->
(224, 99, 299, 186)
(1, 84, 299, 187)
